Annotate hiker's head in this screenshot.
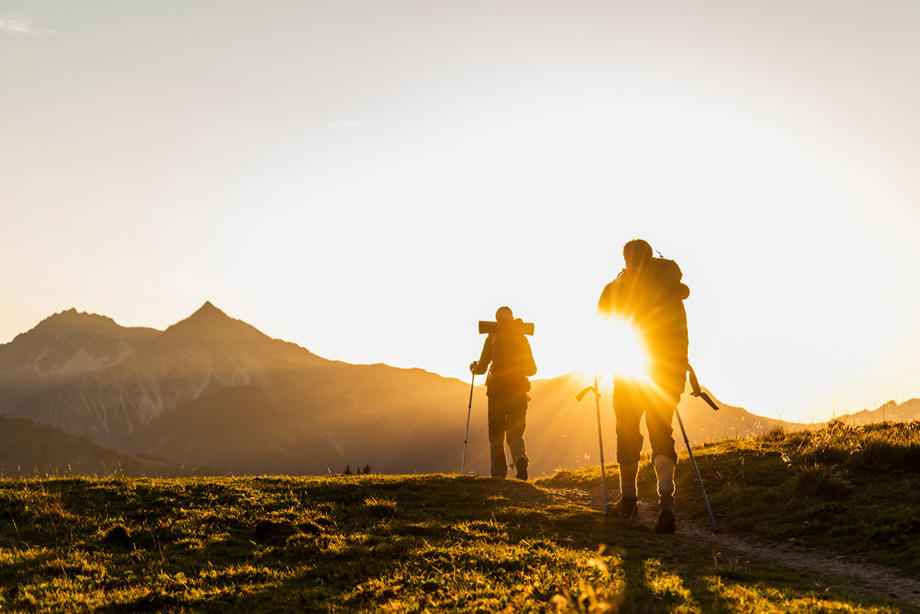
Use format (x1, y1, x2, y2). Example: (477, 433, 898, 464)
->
(495, 306, 514, 325)
(623, 239, 653, 270)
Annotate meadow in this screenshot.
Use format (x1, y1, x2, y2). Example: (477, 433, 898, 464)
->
(541, 420, 920, 577)
(1, 422, 918, 612)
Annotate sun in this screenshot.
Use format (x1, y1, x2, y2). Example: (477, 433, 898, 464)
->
(576, 317, 650, 384)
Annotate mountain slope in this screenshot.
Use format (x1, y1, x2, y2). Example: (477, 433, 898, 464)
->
(0, 416, 208, 477)
(124, 385, 310, 475)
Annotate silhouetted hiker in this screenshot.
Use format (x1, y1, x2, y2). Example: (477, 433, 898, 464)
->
(597, 239, 690, 534)
(470, 306, 537, 480)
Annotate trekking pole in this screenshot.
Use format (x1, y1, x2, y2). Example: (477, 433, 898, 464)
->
(576, 373, 609, 515)
(674, 406, 719, 533)
(460, 374, 475, 474)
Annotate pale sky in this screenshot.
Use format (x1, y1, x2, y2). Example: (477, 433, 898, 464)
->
(2, 1, 918, 422)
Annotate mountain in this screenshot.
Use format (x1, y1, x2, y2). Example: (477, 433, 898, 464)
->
(0, 308, 157, 414)
(0, 416, 210, 478)
(0, 302, 813, 477)
(836, 398, 920, 425)
(9, 302, 327, 445)
(1, 302, 478, 474)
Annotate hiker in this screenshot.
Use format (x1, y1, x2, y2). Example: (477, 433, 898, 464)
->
(597, 239, 690, 534)
(470, 306, 537, 480)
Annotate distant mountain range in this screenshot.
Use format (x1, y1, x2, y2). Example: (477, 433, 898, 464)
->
(0, 303, 913, 477)
(835, 398, 920, 425)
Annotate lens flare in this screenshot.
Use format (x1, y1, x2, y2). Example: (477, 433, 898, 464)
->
(577, 317, 650, 384)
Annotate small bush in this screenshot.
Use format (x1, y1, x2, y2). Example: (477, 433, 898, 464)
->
(794, 464, 853, 499)
(102, 524, 133, 548)
(761, 426, 786, 442)
(363, 497, 398, 519)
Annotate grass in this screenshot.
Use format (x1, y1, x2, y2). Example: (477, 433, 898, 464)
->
(0, 468, 915, 612)
(538, 420, 920, 578)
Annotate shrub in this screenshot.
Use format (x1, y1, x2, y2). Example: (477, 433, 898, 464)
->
(761, 426, 786, 442)
(102, 524, 133, 548)
(363, 497, 398, 519)
(794, 464, 853, 499)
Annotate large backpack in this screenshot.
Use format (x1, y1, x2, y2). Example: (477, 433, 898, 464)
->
(644, 257, 690, 302)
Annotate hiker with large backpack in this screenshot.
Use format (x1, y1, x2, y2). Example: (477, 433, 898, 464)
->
(470, 306, 537, 480)
(597, 239, 690, 534)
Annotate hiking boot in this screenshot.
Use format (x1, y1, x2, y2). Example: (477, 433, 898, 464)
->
(608, 495, 638, 519)
(515, 457, 529, 481)
(655, 494, 676, 534)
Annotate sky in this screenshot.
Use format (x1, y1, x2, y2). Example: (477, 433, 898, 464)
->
(2, 1, 918, 422)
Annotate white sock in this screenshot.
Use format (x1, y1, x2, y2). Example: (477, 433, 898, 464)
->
(654, 455, 676, 497)
(619, 463, 638, 497)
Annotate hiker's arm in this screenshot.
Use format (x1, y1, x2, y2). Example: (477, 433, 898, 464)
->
(470, 335, 492, 375)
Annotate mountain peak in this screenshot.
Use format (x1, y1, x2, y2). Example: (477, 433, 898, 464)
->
(162, 302, 262, 343)
(190, 301, 227, 319)
(31, 308, 121, 334)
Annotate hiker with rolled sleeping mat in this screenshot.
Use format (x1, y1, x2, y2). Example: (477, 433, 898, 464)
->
(470, 306, 537, 480)
(597, 239, 691, 534)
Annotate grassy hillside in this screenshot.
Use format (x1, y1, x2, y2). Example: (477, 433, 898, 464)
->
(539, 421, 920, 578)
(1, 471, 915, 612)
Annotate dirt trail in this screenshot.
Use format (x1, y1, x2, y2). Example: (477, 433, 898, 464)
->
(548, 486, 920, 606)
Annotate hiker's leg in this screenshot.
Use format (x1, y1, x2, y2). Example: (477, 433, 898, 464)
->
(505, 395, 528, 479)
(487, 395, 508, 478)
(613, 378, 642, 497)
(645, 369, 682, 534)
(505, 395, 527, 464)
(645, 390, 678, 497)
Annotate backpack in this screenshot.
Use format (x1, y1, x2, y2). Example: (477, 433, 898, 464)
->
(644, 257, 690, 302)
(485, 322, 537, 397)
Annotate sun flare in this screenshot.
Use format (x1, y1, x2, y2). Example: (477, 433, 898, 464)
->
(576, 317, 650, 385)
